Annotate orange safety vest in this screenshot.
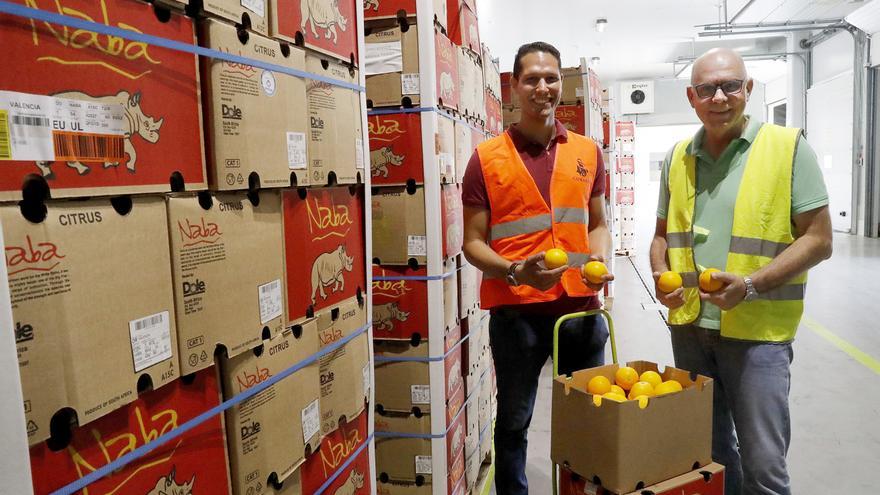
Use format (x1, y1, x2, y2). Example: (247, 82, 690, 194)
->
(477, 131, 597, 309)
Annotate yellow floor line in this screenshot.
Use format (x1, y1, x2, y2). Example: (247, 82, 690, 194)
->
(803, 316, 880, 375)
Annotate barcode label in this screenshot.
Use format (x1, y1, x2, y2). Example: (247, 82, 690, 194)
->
(287, 131, 307, 169)
(241, 0, 265, 17)
(415, 455, 433, 475)
(259, 279, 282, 324)
(411, 384, 431, 404)
(355, 138, 364, 170)
(0, 110, 10, 160)
(129, 311, 172, 372)
(301, 399, 321, 443)
(12, 115, 49, 127)
(53, 131, 124, 162)
(407, 235, 427, 257)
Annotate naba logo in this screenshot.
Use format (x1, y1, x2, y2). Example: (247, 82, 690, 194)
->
(576, 158, 588, 177)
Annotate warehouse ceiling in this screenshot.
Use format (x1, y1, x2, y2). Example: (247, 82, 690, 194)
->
(477, 0, 867, 83)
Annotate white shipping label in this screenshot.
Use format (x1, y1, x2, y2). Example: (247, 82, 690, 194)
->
(576, 87, 585, 97)
(407, 235, 427, 257)
(355, 138, 364, 170)
(411, 384, 431, 404)
(287, 132, 307, 169)
(302, 399, 321, 443)
(362, 362, 371, 394)
(241, 0, 265, 18)
(365, 41, 403, 76)
(415, 455, 433, 475)
(439, 152, 454, 177)
(258, 279, 283, 324)
(0, 90, 125, 162)
(401, 74, 421, 95)
(129, 311, 172, 373)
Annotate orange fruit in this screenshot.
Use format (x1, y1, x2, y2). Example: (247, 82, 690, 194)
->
(601, 392, 627, 402)
(614, 366, 639, 391)
(544, 248, 569, 269)
(627, 381, 655, 400)
(655, 380, 684, 396)
(657, 271, 682, 293)
(587, 375, 612, 395)
(609, 385, 625, 396)
(639, 370, 663, 389)
(583, 261, 608, 284)
(699, 268, 724, 292)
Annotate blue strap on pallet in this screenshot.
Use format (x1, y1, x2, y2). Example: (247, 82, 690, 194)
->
(373, 331, 468, 364)
(51, 321, 372, 495)
(368, 106, 437, 115)
(0, 0, 365, 92)
(372, 260, 468, 282)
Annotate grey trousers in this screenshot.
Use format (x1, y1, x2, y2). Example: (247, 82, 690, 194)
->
(670, 325, 794, 495)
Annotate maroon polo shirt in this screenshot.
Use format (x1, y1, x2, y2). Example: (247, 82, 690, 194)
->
(462, 120, 606, 315)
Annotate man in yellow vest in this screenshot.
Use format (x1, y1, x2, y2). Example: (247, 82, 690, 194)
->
(462, 42, 613, 495)
(650, 48, 833, 494)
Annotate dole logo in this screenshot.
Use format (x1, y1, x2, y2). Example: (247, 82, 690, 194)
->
(182, 279, 206, 297)
(241, 420, 262, 440)
(26, 0, 161, 81)
(305, 195, 352, 239)
(5, 235, 65, 276)
(15, 322, 34, 344)
(177, 217, 222, 247)
(222, 104, 243, 120)
(236, 365, 272, 392)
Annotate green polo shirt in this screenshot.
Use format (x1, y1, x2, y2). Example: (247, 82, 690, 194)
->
(656, 116, 829, 329)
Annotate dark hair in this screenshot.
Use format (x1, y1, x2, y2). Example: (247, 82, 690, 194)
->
(512, 42, 562, 78)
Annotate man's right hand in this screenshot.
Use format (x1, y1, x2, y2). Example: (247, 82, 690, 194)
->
(652, 271, 686, 309)
(515, 252, 567, 291)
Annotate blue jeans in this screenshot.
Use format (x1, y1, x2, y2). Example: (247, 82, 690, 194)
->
(489, 309, 608, 495)
(671, 325, 793, 495)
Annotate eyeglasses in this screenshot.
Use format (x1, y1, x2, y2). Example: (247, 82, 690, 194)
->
(692, 80, 745, 99)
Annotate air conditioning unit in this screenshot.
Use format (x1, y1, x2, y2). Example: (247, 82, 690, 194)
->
(620, 81, 655, 114)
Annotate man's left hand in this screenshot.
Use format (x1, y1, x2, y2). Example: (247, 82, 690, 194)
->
(699, 271, 745, 310)
(582, 254, 615, 292)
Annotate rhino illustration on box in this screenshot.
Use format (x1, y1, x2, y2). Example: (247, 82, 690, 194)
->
(374, 301, 410, 332)
(363, 0, 379, 11)
(36, 91, 163, 179)
(332, 469, 365, 495)
(301, 0, 349, 45)
(311, 244, 355, 304)
(370, 146, 404, 178)
(448, 359, 461, 391)
(451, 423, 463, 454)
(147, 466, 194, 495)
(439, 72, 455, 102)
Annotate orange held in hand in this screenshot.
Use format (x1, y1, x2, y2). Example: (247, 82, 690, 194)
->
(699, 268, 724, 292)
(657, 271, 683, 293)
(583, 261, 608, 285)
(614, 366, 639, 391)
(544, 248, 569, 269)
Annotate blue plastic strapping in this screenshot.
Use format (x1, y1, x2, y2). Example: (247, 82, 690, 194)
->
(368, 106, 436, 115)
(373, 333, 468, 364)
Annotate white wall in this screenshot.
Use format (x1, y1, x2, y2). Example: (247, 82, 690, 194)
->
(765, 75, 788, 105)
(812, 32, 855, 84)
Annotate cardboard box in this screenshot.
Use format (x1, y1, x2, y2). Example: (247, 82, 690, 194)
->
(457, 258, 478, 320)
(441, 183, 463, 258)
(470, 127, 487, 149)
(203, 0, 269, 35)
(220, 321, 322, 495)
(481, 45, 501, 100)
(200, 18, 306, 191)
(456, 47, 484, 121)
(270, 0, 359, 64)
(317, 300, 370, 435)
(2, 197, 177, 446)
(301, 409, 371, 494)
(376, 411, 466, 484)
(446, 0, 479, 52)
(368, 112, 425, 185)
(375, 382, 464, 435)
(168, 191, 285, 376)
(502, 106, 521, 127)
(500, 72, 517, 108)
(364, 0, 448, 29)
(559, 463, 725, 495)
(365, 22, 421, 108)
(29, 367, 231, 495)
(374, 338, 464, 414)
(282, 186, 366, 322)
(0, 0, 205, 201)
(437, 115, 456, 183)
(372, 260, 458, 343)
(556, 105, 586, 136)
(371, 185, 425, 265)
(561, 67, 585, 105)
(464, 379, 479, 458)
(453, 121, 472, 184)
(305, 53, 364, 186)
(435, 30, 460, 112)
(485, 92, 503, 136)
(377, 476, 468, 495)
(551, 361, 713, 494)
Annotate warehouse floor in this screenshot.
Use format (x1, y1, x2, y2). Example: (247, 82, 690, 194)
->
(489, 232, 880, 494)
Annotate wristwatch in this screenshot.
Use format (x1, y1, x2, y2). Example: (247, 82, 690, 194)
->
(743, 277, 759, 302)
(506, 262, 522, 287)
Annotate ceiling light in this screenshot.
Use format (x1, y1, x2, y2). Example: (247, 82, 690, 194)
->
(595, 18, 608, 33)
(590, 56, 601, 68)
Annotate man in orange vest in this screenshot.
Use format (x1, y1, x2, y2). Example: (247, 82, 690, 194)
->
(462, 41, 613, 495)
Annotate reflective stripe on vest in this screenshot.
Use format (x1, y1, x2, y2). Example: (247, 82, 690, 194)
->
(666, 123, 806, 342)
(477, 131, 598, 309)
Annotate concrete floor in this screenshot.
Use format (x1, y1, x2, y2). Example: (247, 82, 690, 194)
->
(491, 233, 880, 494)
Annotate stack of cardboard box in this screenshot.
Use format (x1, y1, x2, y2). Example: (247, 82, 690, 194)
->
(0, 0, 370, 493)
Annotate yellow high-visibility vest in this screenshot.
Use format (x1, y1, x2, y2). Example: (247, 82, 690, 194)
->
(666, 123, 806, 342)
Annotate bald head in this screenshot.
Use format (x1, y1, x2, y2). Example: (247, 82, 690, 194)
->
(691, 48, 749, 85)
